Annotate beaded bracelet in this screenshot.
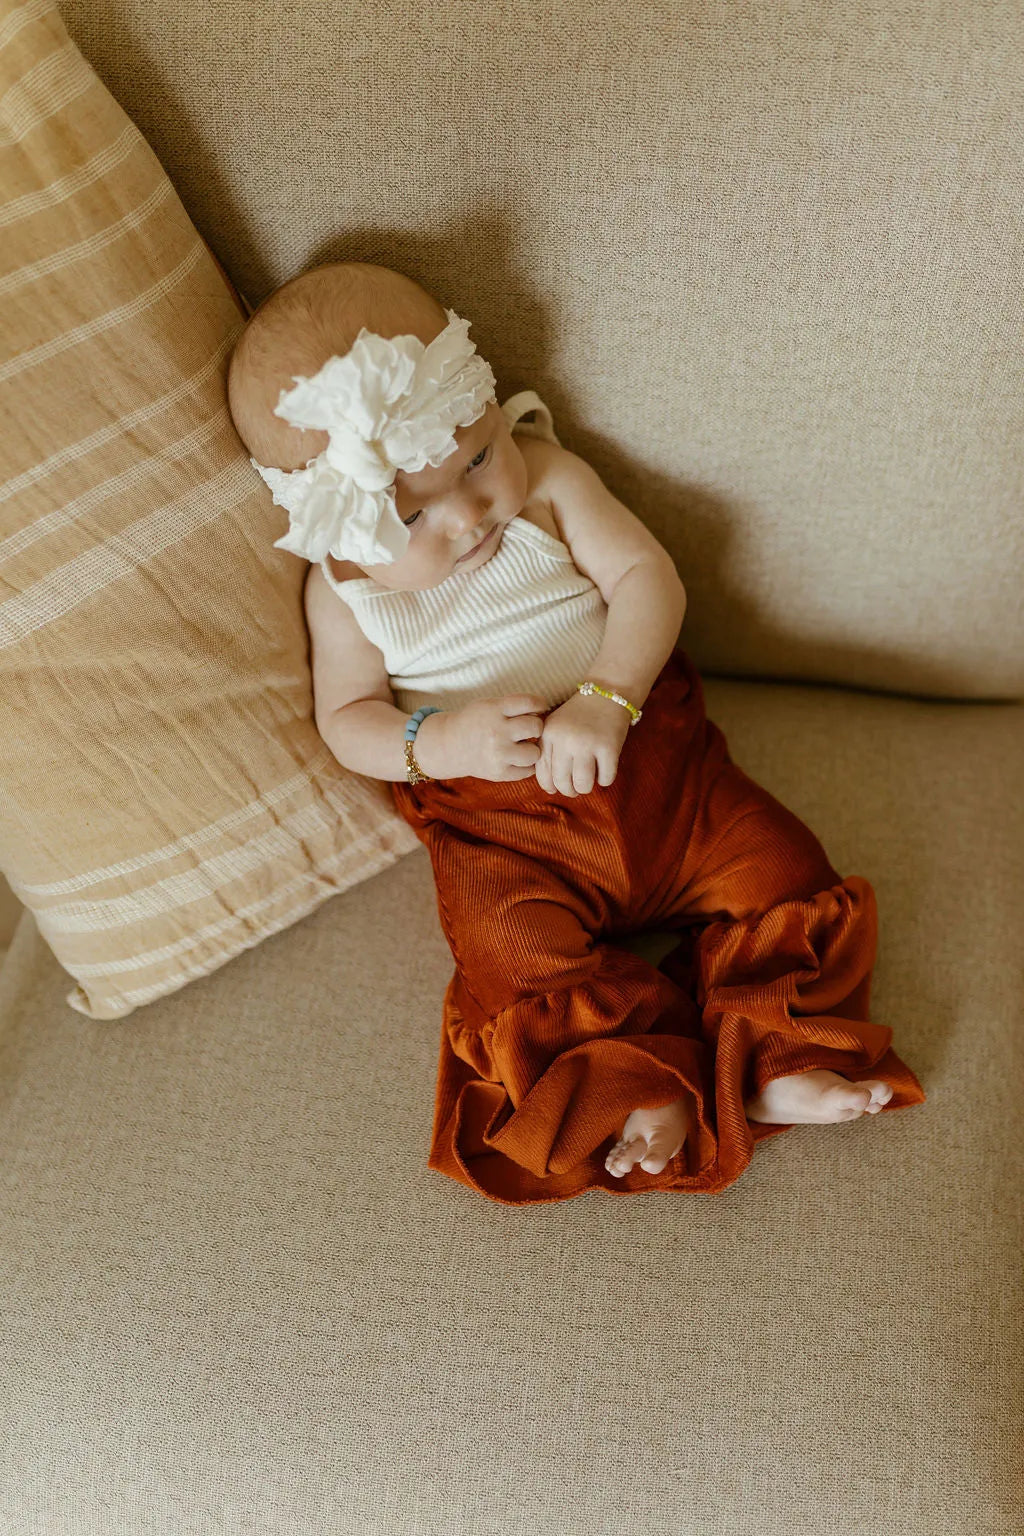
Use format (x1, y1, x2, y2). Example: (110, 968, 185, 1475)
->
(404, 704, 442, 784)
(577, 680, 643, 726)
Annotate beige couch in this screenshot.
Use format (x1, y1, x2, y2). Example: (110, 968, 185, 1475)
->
(2, 2, 1021, 1532)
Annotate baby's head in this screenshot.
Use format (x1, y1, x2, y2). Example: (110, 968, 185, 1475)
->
(228, 262, 527, 591)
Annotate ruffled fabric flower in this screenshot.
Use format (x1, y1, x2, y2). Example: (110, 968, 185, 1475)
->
(250, 310, 497, 566)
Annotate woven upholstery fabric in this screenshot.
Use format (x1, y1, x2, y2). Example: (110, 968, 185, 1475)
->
(60, 0, 1024, 700)
(1, 677, 1020, 1534)
(0, 874, 19, 960)
(0, 0, 417, 1019)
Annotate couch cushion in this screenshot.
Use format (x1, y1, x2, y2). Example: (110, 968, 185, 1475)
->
(0, 873, 20, 962)
(1, 675, 1019, 1534)
(0, 0, 417, 1020)
(59, 0, 1024, 701)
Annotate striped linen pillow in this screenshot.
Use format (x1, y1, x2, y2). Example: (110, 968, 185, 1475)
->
(0, 0, 418, 1018)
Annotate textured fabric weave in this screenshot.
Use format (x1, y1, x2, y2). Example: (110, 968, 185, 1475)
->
(0, 0, 1020, 1528)
(0, 0, 417, 1018)
(2, 674, 1019, 1533)
(58, 0, 1024, 700)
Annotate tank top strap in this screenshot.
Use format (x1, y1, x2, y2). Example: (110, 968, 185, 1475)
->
(501, 390, 561, 446)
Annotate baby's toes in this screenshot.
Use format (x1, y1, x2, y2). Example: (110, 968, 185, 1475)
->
(639, 1131, 681, 1174)
(605, 1135, 646, 1178)
(826, 1084, 873, 1121)
(862, 1080, 894, 1114)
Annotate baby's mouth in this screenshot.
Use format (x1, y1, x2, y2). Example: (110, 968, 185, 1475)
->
(456, 524, 498, 563)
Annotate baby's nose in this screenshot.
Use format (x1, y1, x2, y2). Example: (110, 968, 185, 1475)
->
(446, 497, 490, 538)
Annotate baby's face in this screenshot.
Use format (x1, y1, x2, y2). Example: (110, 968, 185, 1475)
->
(352, 402, 528, 590)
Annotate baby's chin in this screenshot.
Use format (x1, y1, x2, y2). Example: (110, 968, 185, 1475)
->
(366, 515, 513, 589)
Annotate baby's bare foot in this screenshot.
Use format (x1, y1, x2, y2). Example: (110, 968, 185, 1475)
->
(605, 1092, 694, 1178)
(745, 1068, 894, 1124)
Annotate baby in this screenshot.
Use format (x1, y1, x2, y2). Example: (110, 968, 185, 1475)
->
(228, 260, 924, 1205)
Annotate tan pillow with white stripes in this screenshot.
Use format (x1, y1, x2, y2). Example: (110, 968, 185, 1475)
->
(0, 0, 417, 1018)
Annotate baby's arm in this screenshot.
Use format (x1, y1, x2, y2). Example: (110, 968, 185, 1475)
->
(304, 564, 450, 782)
(522, 437, 687, 712)
(303, 565, 545, 783)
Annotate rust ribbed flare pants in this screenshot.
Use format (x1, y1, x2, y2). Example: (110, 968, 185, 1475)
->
(391, 648, 925, 1205)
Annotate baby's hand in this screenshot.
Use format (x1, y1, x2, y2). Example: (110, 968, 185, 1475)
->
(442, 694, 548, 781)
(534, 690, 632, 797)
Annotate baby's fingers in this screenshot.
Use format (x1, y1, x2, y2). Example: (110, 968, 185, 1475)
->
(509, 714, 545, 741)
(502, 694, 549, 718)
(571, 754, 597, 796)
(550, 750, 580, 798)
(596, 747, 618, 788)
(509, 738, 542, 769)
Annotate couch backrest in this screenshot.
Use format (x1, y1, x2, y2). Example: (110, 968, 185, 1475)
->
(58, 0, 1023, 699)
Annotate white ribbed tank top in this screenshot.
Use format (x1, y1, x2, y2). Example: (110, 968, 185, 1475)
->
(319, 391, 608, 716)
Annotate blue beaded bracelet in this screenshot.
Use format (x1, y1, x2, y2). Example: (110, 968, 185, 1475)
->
(404, 704, 442, 784)
(404, 704, 442, 741)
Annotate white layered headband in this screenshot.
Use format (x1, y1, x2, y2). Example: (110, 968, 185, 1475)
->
(250, 309, 497, 566)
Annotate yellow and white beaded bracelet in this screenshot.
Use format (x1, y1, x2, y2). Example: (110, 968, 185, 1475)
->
(576, 680, 643, 726)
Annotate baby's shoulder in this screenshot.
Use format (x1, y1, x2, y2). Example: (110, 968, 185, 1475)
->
(513, 434, 579, 541)
(513, 428, 568, 479)
(303, 559, 334, 618)
(321, 552, 363, 583)
(303, 559, 358, 625)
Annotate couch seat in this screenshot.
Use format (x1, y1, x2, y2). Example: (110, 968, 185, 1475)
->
(0, 674, 1020, 1535)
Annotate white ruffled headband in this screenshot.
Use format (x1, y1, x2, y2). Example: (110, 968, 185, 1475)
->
(250, 309, 497, 566)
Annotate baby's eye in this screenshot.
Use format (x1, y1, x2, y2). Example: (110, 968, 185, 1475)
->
(402, 445, 490, 528)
